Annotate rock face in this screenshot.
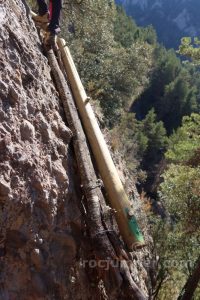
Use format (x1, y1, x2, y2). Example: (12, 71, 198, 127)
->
(0, 1, 154, 299)
(115, 0, 200, 48)
(0, 1, 88, 299)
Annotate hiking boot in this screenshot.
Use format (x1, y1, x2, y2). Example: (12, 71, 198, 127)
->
(32, 12, 49, 24)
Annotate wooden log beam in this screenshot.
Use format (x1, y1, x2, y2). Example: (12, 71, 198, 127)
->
(46, 48, 147, 300)
(57, 38, 145, 250)
(47, 48, 116, 258)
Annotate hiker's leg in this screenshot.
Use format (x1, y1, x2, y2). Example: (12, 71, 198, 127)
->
(48, 0, 62, 34)
(36, 0, 48, 16)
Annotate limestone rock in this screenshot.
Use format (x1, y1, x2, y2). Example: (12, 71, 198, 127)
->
(0, 2, 86, 297)
(20, 120, 35, 141)
(37, 113, 51, 143)
(0, 80, 8, 98)
(9, 86, 20, 105)
(0, 178, 10, 196)
(52, 160, 68, 184)
(59, 121, 73, 143)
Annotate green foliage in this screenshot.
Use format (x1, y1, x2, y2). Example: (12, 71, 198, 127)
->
(166, 113, 200, 162)
(178, 37, 200, 64)
(59, 0, 153, 127)
(114, 6, 157, 48)
(133, 109, 168, 188)
(99, 43, 152, 126)
(139, 109, 168, 158)
(113, 6, 139, 48)
(156, 163, 200, 298)
(61, 0, 115, 54)
(154, 113, 200, 299)
(111, 109, 168, 176)
(110, 112, 141, 174)
(160, 165, 200, 231)
(141, 25, 157, 45)
(133, 46, 200, 133)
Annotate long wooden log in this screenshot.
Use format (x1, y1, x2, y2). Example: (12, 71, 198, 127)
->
(47, 49, 116, 258)
(57, 38, 145, 250)
(46, 48, 147, 300)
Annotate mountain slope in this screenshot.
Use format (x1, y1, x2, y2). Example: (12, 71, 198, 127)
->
(115, 0, 200, 48)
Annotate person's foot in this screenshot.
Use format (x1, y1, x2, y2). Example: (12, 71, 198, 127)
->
(32, 12, 49, 24)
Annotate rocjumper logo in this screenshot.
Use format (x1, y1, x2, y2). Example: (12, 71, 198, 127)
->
(80, 258, 195, 271)
(81, 259, 127, 271)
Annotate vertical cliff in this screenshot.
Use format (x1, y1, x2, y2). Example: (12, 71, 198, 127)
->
(0, 1, 89, 298)
(0, 1, 154, 299)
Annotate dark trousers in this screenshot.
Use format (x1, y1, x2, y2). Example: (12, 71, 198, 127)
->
(36, 0, 62, 34)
